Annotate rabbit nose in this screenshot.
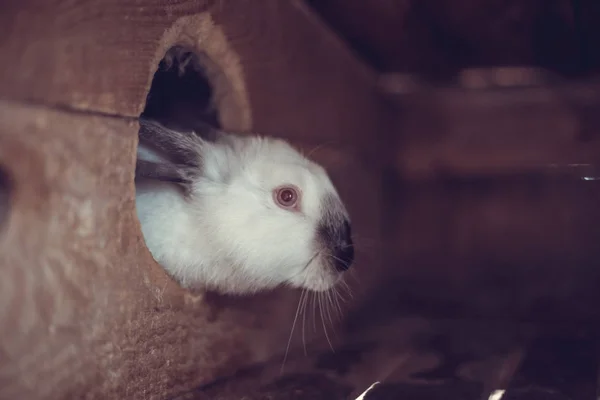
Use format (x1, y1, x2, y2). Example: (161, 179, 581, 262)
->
(333, 220, 354, 272)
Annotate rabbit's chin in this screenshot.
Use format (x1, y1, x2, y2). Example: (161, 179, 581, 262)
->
(288, 263, 343, 293)
(301, 276, 342, 292)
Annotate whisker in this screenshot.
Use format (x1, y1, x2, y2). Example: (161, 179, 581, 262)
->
(319, 291, 335, 352)
(329, 287, 338, 318)
(332, 286, 344, 319)
(328, 253, 351, 270)
(326, 288, 335, 325)
(347, 268, 361, 284)
(336, 286, 344, 313)
(338, 278, 354, 301)
(306, 143, 325, 158)
(306, 141, 336, 158)
(281, 289, 305, 374)
(301, 288, 310, 356)
(311, 291, 317, 333)
(325, 289, 340, 341)
(323, 289, 330, 325)
(301, 252, 320, 274)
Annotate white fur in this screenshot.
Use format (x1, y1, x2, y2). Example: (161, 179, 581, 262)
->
(135, 132, 349, 295)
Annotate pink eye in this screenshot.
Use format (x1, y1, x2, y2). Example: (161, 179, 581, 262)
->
(274, 185, 300, 210)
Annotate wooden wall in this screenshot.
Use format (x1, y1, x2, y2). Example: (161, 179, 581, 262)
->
(372, 74, 600, 322)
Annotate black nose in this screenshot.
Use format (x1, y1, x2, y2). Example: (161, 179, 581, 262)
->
(333, 220, 354, 272)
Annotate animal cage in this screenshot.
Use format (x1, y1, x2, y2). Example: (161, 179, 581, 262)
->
(1, 0, 600, 399)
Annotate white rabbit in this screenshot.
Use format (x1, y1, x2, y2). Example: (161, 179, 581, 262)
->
(135, 119, 354, 295)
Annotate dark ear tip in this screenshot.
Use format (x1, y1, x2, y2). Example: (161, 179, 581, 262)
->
(138, 117, 162, 130)
(136, 117, 205, 174)
(135, 159, 197, 187)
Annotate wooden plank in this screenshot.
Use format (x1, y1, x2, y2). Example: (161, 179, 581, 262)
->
(380, 72, 600, 178)
(0, 0, 212, 116)
(0, 0, 384, 151)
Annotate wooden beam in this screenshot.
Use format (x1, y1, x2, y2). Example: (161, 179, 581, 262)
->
(380, 71, 600, 179)
(0, 0, 384, 151)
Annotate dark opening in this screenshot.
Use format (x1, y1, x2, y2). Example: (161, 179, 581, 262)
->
(141, 45, 222, 131)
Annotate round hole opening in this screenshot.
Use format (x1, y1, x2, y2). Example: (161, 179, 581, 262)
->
(141, 45, 222, 130)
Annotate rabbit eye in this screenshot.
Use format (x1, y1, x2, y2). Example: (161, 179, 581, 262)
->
(273, 185, 300, 210)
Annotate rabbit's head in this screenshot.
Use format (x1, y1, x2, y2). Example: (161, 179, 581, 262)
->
(135, 119, 354, 294)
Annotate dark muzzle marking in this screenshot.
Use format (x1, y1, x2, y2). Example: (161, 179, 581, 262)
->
(318, 196, 355, 272)
(333, 220, 354, 271)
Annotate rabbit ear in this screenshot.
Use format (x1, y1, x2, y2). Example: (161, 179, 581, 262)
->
(136, 118, 209, 193)
(138, 118, 204, 169)
(135, 159, 197, 186)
